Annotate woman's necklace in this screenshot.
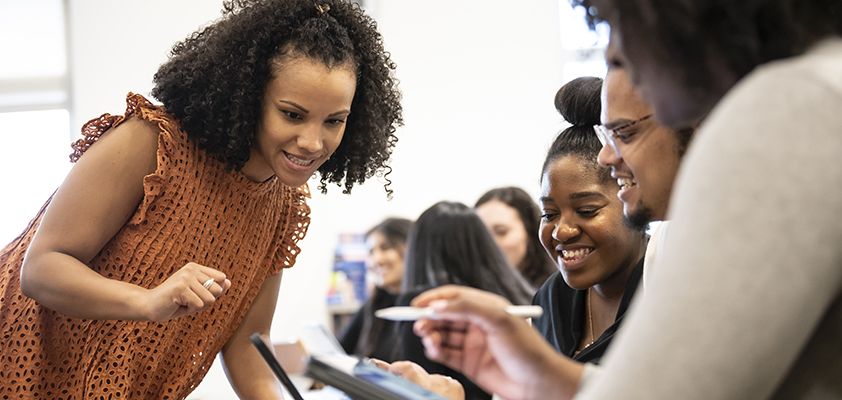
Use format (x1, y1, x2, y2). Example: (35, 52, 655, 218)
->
(585, 287, 596, 348)
(575, 288, 596, 356)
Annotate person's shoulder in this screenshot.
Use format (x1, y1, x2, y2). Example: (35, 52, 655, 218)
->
(702, 42, 842, 143)
(80, 115, 159, 173)
(765, 38, 842, 85)
(736, 38, 842, 101)
(106, 116, 160, 156)
(114, 116, 160, 139)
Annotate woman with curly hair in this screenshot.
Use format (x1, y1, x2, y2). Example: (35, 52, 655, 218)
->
(0, 0, 401, 398)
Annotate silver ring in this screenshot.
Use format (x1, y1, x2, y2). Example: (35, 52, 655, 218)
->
(202, 278, 215, 290)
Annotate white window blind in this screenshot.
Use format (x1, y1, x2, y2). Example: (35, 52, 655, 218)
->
(0, 0, 72, 245)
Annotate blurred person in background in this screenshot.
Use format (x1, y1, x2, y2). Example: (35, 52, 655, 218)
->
(340, 217, 412, 362)
(398, 201, 534, 400)
(475, 187, 557, 289)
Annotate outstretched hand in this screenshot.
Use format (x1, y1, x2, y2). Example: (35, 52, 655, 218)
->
(411, 285, 584, 400)
(369, 358, 465, 400)
(140, 262, 231, 322)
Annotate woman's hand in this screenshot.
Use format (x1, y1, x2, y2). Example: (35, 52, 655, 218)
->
(412, 285, 584, 400)
(140, 262, 232, 322)
(369, 359, 465, 400)
(20, 118, 235, 323)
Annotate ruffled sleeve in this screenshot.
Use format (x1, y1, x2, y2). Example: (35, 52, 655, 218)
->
(268, 184, 311, 274)
(69, 93, 154, 162)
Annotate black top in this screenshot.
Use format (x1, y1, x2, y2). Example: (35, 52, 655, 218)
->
(532, 257, 645, 364)
(339, 287, 401, 363)
(396, 290, 493, 400)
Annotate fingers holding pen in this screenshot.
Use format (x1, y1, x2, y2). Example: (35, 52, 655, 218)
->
(416, 319, 471, 368)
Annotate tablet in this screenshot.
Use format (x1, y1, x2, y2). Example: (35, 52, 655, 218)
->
(305, 354, 450, 400)
(299, 320, 348, 357)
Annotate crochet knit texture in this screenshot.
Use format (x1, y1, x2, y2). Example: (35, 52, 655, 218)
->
(0, 93, 311, 399)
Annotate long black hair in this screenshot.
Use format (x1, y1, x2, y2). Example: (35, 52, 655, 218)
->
(402, 201, 534, 305)
(152, 0, 402, 196)
(475, 187, 557, 289)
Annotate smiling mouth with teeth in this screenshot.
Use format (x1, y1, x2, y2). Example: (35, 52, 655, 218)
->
(561, 248, 593, 261)
(286, 152, 316, 166)
(618, 177, 636, 190)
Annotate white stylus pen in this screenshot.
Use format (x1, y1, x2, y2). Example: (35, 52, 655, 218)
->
(374, 305, 543, 321)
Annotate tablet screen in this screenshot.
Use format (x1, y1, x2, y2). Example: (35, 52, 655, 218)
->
(306, 355, 449, 400)
(352, 360, 451, 400)
(300, 321, 348, 357)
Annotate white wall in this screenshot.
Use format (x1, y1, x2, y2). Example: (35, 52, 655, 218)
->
(59, 0, 570, 397)
(280, 0, 567, 343)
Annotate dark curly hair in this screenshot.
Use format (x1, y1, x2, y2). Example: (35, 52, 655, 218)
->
(152, 0, 402, 196)
(569, 0, 842, 94)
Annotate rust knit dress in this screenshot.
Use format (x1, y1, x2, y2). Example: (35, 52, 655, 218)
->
(0, 93, 311, 399)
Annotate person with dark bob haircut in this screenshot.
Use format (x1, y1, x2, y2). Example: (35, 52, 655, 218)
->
(398, 201, 534, 400)
(0, 1, 401, 399)
(404, 1, 842, 400)
(475, 187, 557, 289)
(340, 217, 413, 363)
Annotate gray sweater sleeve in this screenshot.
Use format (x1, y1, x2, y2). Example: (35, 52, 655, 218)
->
(575, 39, 842, 400)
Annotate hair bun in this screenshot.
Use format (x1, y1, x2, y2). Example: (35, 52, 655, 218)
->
(554, 76, 603, 127)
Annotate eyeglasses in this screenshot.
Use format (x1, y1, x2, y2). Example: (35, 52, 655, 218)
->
(593, 114, 653, 158)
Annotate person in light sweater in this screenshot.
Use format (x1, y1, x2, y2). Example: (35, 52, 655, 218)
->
(410, 1, 842, 400)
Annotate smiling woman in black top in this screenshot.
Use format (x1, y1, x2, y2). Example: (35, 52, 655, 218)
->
(531, 76, 647, 363)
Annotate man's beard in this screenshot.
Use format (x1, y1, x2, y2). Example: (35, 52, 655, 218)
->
(624, 202, 653, 232)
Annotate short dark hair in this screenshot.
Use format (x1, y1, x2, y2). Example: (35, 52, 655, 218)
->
(475, 187, 557, 289)
(348, 217, 413, 362)
(571, 0, 842, 94)
(152, 0, 403, 196)
(402, 201, 534, 305)
(366, 217, 413, 254)
(542, 76, 611, 184)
